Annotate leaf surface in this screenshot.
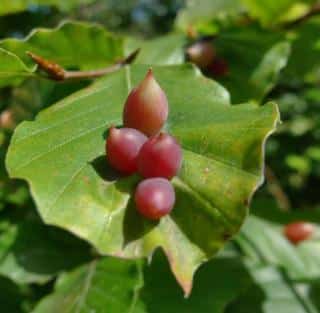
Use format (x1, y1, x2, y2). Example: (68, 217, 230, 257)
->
(214, 26, 291, 103)
(0, 220, 92, 284)
(0, 22, 123, 87)
(226, 265, 318, 313)
(6, 64, 279, 294)
(32, 253, 252, 313)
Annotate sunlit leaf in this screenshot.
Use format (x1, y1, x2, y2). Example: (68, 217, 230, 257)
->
(6, 64, 279, 294)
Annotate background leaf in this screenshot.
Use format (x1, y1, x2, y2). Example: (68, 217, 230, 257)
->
(283, 17, 320, 83)
(0, 21, 124, 87)
(32, 257, 144, 313)
(236, 198, 320, 281)
(0, 220, 92, 284)
(226, 265, 318, 313)
(175, 0, 244, 31)
(177, 0, 316, 28)
(0, 275, 28, 313)
(0, 48, 33, 88)
(126, 34, 186, 65)
(33, 248, 320, 313)
(0, 0, 96, 16)
(213, 26, 290, 103)
(32, 251, 253, 313)
(241, 0, 316, 25)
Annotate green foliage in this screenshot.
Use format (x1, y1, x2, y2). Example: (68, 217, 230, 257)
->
(0, 22, 186, 88)
(0, 0, 320, 312)
(241, 0, 316, 25)
(237, 199, 320, 281)
(284, 17, 320, 83)
(176, 0, 244, 30)
(0, 22, 124, 88)
(0, 48, 33, 88)
(31, 252, 253, 313)
(0, 0, 96, 16)
(126, 34, 187, 65)
(226, 266, 318, 313)
(213, 26, 291, 103)
(32, 249, 320, 313)
(0, 276, 28, 313)
(0, 220, 92, 284)
(177, 0, 317, 28)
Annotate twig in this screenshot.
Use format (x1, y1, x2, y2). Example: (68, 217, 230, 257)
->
(284, 2, 320, 28)
(265, 165, 291, 211)
(26, 48, 140, 81)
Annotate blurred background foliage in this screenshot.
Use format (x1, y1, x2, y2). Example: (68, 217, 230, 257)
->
(0, 0, 320, 312)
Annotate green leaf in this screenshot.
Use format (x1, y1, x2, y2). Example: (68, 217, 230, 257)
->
(6, 64, 279, 294)
(175, 0, 315, 28)
(214, 26, 291, 103)
(32, 250, 320, 313)
(0, 220, 92, 284)
(32, 252, 252, 313)
(0, 21, 124, 87)
(138, 253, 252, 313)
(126, 34, 187, 65)
(250, 42, 291, 100)
(283, 17, 320, 83)
(0, 48, 33, 88)
(0, 22, 185, 89)
(32, 258, 144, 313)
(0, 276, 27, 313)
(226, 265, 318, 313)
(0, 0, 96, 16)
(175, 0, 244, 31)
(296, 281, 320, 312)
(0, 21, 123, 69)
(241, 0, 315, 25)
(236, 198, 320, 281)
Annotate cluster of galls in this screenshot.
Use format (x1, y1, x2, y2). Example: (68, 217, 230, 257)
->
(186, 39, 229, 77)
(106, 69, 182, 220)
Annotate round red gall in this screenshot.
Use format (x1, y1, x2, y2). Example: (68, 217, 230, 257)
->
(135, 178, 175, 220)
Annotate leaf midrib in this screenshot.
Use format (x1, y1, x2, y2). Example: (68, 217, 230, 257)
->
(74, 260, 97, 313)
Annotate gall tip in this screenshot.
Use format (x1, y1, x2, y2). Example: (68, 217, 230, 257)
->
(146, 68, 154, 79)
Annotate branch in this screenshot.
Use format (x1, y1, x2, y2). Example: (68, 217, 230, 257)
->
(26, 48, 140, 81)
(265, 165, 291, 211)
(284, 2, 320, 28)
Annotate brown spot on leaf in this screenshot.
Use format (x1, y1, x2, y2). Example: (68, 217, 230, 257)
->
(83, 176, 90, 184)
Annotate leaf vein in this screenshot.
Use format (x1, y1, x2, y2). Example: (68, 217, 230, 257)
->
(44, 162, 87, 217)
(14, 123, 106, 171)
(75, 261, 97, 313)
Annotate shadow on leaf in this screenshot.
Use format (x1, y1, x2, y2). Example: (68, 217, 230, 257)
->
(90, 155, 123, 181)
(11, 221, 92, 277)
(170, 183, 235, 256)
(140, 250, 256, 312)
(90, 155, 157, 248)
(122, 196, 159, 246)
